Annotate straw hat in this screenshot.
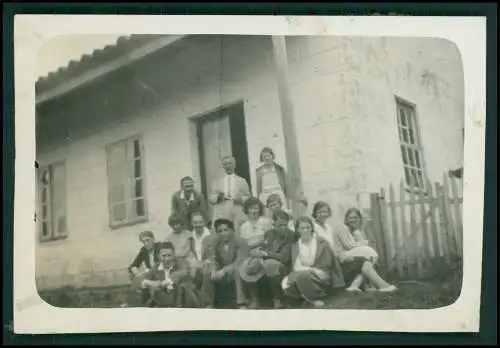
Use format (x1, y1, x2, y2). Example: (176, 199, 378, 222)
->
(239, 258, 266, 283)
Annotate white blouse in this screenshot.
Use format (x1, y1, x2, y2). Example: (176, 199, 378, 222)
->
(313, 222, 334, 250)
(294, 235, 318, 271)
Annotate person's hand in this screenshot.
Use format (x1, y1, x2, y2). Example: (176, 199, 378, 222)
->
(249, 248, 266, 258)
(281, 276, 291, 290)
(211, 269, 225, 280)
(160, 278, 174, 291)
(343, 256, 354, 263)
(143, 280, 160, 289)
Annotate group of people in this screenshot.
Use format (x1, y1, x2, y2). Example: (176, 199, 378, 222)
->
(127, 147, 397, 309)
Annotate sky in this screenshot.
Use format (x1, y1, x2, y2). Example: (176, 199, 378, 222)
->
(37, 34, 125, 78)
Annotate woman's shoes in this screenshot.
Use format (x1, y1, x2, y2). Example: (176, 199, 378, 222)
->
(346, 287, 363, 292)
(378, 285, 398, 293)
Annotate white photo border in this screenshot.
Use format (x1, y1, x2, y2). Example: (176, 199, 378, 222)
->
(13, 14, 486, 334)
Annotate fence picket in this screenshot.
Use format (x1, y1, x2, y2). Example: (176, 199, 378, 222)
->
(442, 174, 458, 257)
(449, 175, 463, 257)
(388, 184, 403, 278)
(436, 182, 450, 261)
(426, 180, 440, 258)
(409, 184, 424, 278)
(418, 183, 431, 273)
(379, 188, 393, 272)
(369, 193, 388, 270)
(399, 180, 410, 277)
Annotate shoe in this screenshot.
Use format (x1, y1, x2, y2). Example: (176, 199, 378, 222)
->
(312, 300, 325, 308)
(248, 299, 260, 310)
(379, 285, 398, 293)
(273, 298, 285, 309)
(365, 287, 377, 293)
(238, 305, 248, 309)
(346, 287, 362, 292)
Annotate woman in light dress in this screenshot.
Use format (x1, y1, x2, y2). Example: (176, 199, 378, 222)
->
(256, 147, 290, 210)
(333, 207, 397, 293)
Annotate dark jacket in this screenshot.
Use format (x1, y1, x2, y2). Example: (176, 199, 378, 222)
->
(261, 228, 294, 270)
(171, 189, 208, 229)
(209, 235, 249, 272)
(128, 243, 161, 275)
(256, 162, 288, 198)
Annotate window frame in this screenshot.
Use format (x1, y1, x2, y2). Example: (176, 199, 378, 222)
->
(105, 134, 149, 229)
(395, 96, 428, 193)
(37, 160, 68, 243)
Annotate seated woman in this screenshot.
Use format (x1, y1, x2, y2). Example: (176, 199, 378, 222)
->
(343, 207, 379, 291)
(238, 197, 273, 248)
(311, 201, 336, 250)
(282, 216, 345, 308)
(128, 230, 161, 307)
(239, 209, 294, 309)
(333, 218, 397, 293)
(165, 213, 192, 262)
(203, 218, 250, 309)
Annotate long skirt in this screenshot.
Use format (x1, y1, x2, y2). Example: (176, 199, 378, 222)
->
(341, 257, 367, 286)
(283, 270, 331, 302)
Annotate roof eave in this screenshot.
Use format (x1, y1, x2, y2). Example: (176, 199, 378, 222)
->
(36, 34, 187, 105)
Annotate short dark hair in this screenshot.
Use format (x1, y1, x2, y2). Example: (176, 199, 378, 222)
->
(190, 211, 206, 222)
(266, 193, 283, 208)
(243, 197, 265, 215)
(272, 209, 290, 222)
(260, 147, 276, 162)
(168, 213, 184, 227)
(311, 201, 332, 219)
(157, 241, 175, 252)
(139, 230, 155, 241)
(344, 207, 363, 226)
(295, 216, 315, 233)
(180, 176, 193, 187)
(214, 218, 234, 232)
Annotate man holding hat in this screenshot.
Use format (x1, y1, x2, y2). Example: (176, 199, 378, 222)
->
(240, 209, 294, 309)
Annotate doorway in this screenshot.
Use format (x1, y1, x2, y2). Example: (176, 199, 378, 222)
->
(195, 101, 251, 221)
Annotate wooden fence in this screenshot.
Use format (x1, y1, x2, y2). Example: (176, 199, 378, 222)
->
(369, 173, 463, 280)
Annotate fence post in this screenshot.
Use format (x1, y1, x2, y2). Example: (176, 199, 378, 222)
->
(370, 193, 389, 272)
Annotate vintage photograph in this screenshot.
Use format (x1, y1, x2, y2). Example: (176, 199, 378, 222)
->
(34, 33, 465, 311)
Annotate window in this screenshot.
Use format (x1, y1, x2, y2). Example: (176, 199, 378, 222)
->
(396, 98, 426, 190)
(38, 161, 67, 242)
(106, 135, 148, 227)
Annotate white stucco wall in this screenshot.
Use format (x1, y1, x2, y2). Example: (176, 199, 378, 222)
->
(35, 35, 464, 290)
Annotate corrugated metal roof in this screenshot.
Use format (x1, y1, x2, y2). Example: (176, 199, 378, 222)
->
(35, 34, 168, 94)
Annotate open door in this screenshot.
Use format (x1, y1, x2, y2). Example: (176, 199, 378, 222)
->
(196, 102, 251, 224)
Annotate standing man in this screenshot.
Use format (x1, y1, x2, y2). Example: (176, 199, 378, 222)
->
(171, 176, 208, 230)
(208, 156, 251, 224)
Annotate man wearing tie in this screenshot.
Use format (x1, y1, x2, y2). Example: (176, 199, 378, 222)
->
(208, 156, 251, 225)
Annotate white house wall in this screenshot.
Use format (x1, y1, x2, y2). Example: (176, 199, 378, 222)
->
(35, 36, 464, 290)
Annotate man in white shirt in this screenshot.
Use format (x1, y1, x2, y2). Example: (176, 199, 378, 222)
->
(208, 156, 251, 225)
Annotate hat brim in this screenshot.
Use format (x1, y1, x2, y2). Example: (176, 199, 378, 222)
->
(239, 258, 266, 283)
